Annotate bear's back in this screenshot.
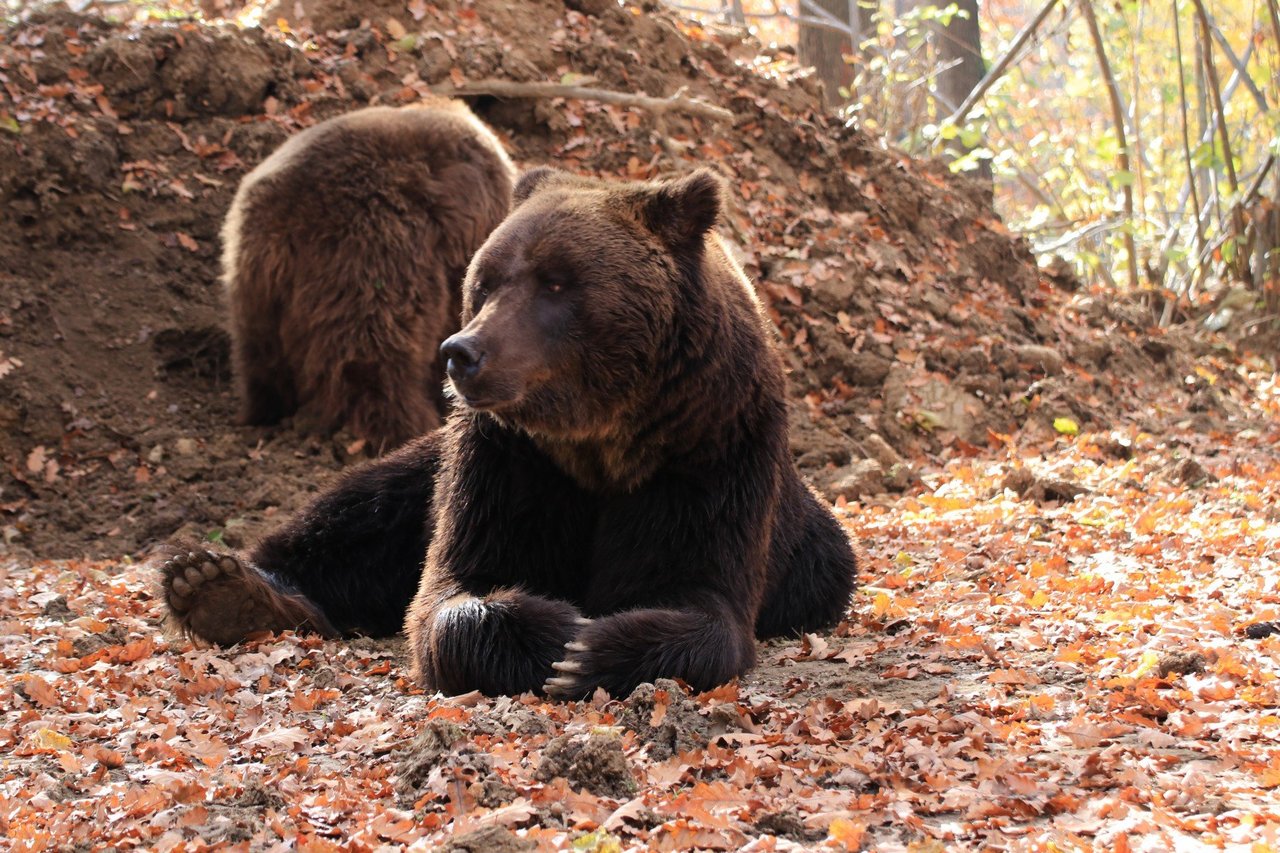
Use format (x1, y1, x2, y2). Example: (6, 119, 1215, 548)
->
(222, 101, 516, 449)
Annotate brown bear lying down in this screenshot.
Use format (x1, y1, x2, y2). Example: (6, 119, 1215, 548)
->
(224, 101, 515, 452)
(159, 167, 858, 699)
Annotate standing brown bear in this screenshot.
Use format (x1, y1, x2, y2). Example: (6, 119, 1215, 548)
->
(224, 101, 515, 451)
(160, 167, 858, 699)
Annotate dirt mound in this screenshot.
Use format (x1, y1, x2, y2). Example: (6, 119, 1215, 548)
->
(0, 0, 1247, 558)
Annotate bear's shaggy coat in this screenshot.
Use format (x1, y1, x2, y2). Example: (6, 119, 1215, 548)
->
(160, 168, 857, 699)
(224, 101, 515, 450)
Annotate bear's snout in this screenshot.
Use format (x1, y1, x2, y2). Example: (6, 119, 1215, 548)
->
(441, 333, 486, 386)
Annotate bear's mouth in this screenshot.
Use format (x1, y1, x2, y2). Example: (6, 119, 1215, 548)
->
(444, 381, 517, 413)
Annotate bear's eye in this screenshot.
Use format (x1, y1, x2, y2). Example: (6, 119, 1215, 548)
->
(540, 273, 569, 295)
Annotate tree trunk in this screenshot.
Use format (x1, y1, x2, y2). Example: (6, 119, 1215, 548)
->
(934, 0, 990, 181)
(797, 0, 858, 107)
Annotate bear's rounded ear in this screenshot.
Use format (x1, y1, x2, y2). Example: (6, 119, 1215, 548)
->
(513, 166, 564, 205)
(640, 169, 725, 249)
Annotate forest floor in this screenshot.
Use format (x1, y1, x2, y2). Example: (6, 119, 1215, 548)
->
(2, 0, 1280, 849)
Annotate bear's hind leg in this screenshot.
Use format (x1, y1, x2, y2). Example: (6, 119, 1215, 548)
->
(160, 546, 336, 646)
(340, 358, 440, 453)
(756, 473, 858, 639)
(230, 299, 296, 426)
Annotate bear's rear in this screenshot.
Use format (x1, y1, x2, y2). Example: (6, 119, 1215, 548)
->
(223, 101, 515, 451)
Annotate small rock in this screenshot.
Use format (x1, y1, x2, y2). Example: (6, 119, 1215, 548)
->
(841, 351, 892, 387)
(821, 459, 884, 502)
(174, 438, 198, 455)
(861, 432, 902, 469)
(1096, 434, 1134, 460)
(755, 809, 814, 842)
(1245, 622, 1280, 640)
(147, 445, 164, 463)
(41, 596, 73, 620)
(1013, 344, 1064, 376)
(1002, 468, 1088, 503)
(394, 719, 465, 798)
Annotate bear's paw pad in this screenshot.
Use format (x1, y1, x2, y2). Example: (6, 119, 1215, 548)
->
(158, 548, 325, 646)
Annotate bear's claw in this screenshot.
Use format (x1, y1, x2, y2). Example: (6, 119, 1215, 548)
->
(543, 675, 584, 696)
(543, 636, 596, 699)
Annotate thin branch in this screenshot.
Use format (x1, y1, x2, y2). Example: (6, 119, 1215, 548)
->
(1268, 0, 1280, 58)
(1191, 0, 1247, 280)
(1172, 0, 1205, 286)
(947, 0, 1059, 126)
(431, 80, 736, 124)
(1203, 10, 1269, 112)
(1076, 0, 1139, 290)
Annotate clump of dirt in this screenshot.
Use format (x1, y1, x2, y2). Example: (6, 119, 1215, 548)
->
(394, 717, 517, 808)
(1001, 467, 1089, 504)
(1157, 651, 1208, 678)
(0, 0, 1256, 560)
(396, 720, 464, 792)
(754, 809, 821, 843)
(618, 678, 711, 760)
(535, 731, 637, 798)
(438, 826, 536, 853)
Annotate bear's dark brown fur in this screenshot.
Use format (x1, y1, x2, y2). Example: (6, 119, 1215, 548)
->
(158, 167, 857, 699)
(225, 101, 515, 450)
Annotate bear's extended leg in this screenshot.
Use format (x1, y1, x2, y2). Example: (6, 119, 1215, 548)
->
(412, 589, 587, 696)
(157, 432, 442, 644)
(543, 607, 757, 700)
(160, 547, 337, 645)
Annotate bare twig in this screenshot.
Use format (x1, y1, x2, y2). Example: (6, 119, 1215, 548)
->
(947, 0, 1059, 127)
(1077, 0, 1139, 290)
(1268, 0, 1280, 58)
(1202, 10, 1269, 112)
(1172, 0, 1205, 290)
(1191, 0, 1247, 281)
(431, 80, 737, 124)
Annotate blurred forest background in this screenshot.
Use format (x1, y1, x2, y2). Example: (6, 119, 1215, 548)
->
(675, 0, 1280, 329)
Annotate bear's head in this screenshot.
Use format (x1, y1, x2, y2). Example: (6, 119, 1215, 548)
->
(439, 167, 726, 439)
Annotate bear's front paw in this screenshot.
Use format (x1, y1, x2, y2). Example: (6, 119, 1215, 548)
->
(542, 608, 753, 699)
(417, 593, 586, 696)
(157, 546, 333, 646)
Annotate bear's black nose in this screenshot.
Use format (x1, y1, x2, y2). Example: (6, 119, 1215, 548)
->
(441, 334, 485, 383)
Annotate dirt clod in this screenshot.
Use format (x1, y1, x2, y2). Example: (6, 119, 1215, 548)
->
(438, 825, 536, 853)
(619, 679, 711, 760)
(1002, 468, 1089, 504)
(535, 732, 636, 798)
(394, 719, 466, 797)
(1156, 652, 1207, 678)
